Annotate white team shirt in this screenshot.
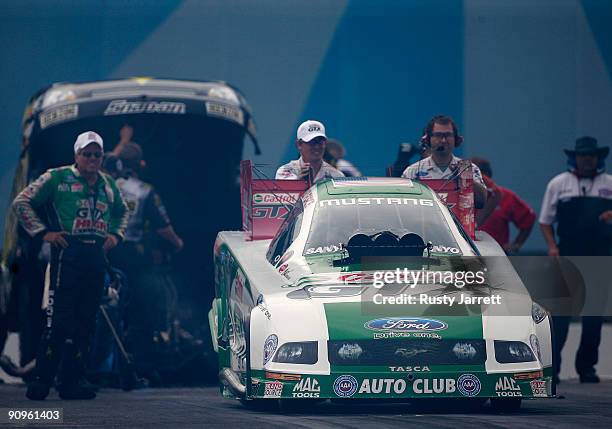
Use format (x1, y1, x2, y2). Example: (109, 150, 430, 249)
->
(539, 171, 612, 225)
(401, 155, 485, 186)
(275, 157, 345, 183)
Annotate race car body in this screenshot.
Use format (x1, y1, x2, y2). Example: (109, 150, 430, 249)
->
(210, 174, 554, 407)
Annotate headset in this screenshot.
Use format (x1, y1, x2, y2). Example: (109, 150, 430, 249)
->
(419, 115, 464, 149)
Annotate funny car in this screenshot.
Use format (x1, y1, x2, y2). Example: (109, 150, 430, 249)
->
(209, 169, 554, 411)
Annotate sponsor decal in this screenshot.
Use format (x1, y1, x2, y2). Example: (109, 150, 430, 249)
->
(530, 380, 547, 397)
(457, 374, 481, 397)
(263, 334, 278, 365)
(263, 381, 283, 398)
(252, 205, 290, 220)
(302, 189, 314, 207)
(278, 263, 288, 275)
(389, 366, 430, 372)
(304, 244, 343, 255)
(394, 347, 430, 358)
(530, 334, 542, 361)
(40, 104, 79, 129)
(373, 331, 442, 340)
(365, 318, 448, 333)
(257, 303, 271, 320)
(413, 378, 456, 394)
(292, 377, 320, 398)
(265, 372, 301, 381)
(57, 183, 69, 192)
(599, 188, 612, 198)
(45, 289, 55, 328)
(253, 193, 299, 205)
(104, 99, 186, 115)
(205, 101, 244, 125)
(359, 378, 407, 395)
(338, 272, 374, 284)
(514, 370, 543, 380)
(452, 342, 477, 360)
(338, 343, 363, 360)
(275, 250, 294, 267)
(495, 377, 522, 397)
(430, 245, 461, 254)
(256, 294, 271, 320)
(71, 183, 83, 193)
(411, 332, 442, 339)
(320, 197, 434, 207)
(72, 218, 107, 234)
(333, 375, 358, 398)
(207, 86, 239, 103)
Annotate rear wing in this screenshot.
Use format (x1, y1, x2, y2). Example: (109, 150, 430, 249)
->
(240, 160, 309, 240)
(417, 160, 476, 239)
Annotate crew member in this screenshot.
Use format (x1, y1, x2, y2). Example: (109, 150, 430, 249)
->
(324, 139, 362, 177)
(276, 120, 344, 182)
(539, 136, 612, 384)
(401, 115, 489, 209)
(13, 131, 128, 400)
(109, 142, 183, 375)
(471, 157, 536, 252)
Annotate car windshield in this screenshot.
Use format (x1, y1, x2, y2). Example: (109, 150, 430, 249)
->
(304, 196, 462, 255)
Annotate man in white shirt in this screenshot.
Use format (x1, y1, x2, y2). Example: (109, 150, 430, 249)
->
(539, 136, 612, 384)
(276, 120, 344, 183)
(401, 115, 488, 208)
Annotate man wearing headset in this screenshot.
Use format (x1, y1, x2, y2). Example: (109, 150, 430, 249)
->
(401, 115, 488, 209)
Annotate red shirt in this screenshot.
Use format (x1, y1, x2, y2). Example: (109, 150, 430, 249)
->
(480, 185, 536, 246)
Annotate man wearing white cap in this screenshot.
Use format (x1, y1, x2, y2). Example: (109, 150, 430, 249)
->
(276, 120, 344, 183)
(13, 131, 128, 400)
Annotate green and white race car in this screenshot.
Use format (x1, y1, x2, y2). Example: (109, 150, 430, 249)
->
(209, 175, 554, 410)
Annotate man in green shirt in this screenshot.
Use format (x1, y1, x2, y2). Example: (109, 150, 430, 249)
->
(13, 131, 128, 400)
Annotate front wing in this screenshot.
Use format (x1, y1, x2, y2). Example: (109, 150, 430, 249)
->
(248, 368, 554, 400)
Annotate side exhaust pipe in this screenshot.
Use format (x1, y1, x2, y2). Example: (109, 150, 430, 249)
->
(219, 368, 246, 396)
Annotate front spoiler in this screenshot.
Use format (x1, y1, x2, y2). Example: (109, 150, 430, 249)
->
(247, 369, 554, 400)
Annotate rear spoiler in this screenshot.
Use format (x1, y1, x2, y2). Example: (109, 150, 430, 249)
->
(240, 160, 309, 240)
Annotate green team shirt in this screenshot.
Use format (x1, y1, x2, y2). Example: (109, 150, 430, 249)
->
(13, 165, 129, 240)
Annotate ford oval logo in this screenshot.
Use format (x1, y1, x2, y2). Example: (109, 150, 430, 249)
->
(365, 317, 447, 332)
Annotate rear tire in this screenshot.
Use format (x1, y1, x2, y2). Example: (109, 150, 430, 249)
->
(490, 398, 522, 412)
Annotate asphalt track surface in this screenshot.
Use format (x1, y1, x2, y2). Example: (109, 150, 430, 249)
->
(0, 380, 611, 428)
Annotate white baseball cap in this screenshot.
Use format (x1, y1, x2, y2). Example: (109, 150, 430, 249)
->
(297, 120, 326, 143)
(74, 131, 104, 153)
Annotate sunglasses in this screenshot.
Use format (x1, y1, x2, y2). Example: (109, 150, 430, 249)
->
(80, 151, 103, 159)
